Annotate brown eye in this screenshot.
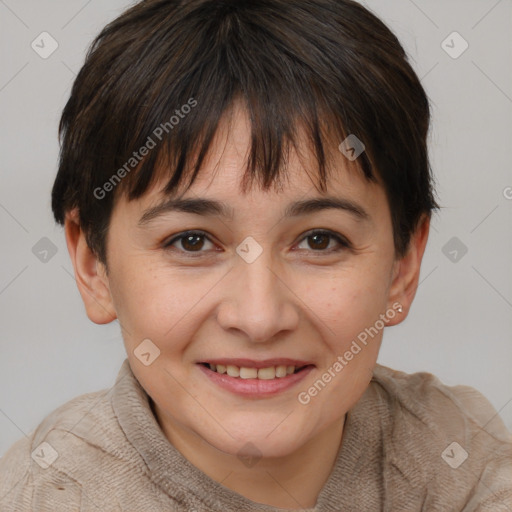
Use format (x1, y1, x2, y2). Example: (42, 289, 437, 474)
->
(307, 233, 330, 250)
(180, 234, 206, 251)
(164, 231, 214, 254)
(296, 230, 350, 253)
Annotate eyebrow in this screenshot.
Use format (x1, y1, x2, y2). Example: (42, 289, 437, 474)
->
(138, 195, 371, 226)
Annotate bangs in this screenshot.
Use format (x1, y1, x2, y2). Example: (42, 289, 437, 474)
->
(53, 0, 437, 265)
(86, 0, 378, 207)
(118, 96, 375, 205)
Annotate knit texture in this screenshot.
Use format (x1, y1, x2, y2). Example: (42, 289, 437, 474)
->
(1, 359, 511, 511)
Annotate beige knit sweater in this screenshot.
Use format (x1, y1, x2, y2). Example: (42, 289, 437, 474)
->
(1, 359, 511, 511)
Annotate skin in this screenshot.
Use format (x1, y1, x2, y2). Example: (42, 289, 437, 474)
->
(64, 101, 430, 509)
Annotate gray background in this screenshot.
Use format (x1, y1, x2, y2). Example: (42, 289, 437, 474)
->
(1, 0, 511, 458)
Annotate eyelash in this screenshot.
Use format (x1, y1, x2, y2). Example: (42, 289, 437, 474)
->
(163, 229, 351, 257)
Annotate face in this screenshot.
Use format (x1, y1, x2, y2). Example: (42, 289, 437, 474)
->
(70, 102, 426, 460)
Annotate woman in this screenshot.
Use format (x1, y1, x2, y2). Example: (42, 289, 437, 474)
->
(1, 0, 511, 510)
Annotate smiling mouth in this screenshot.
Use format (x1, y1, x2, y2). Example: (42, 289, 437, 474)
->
(198, 362, 312, 380)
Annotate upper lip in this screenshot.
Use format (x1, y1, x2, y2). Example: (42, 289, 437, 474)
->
(198, 358, 314, 369)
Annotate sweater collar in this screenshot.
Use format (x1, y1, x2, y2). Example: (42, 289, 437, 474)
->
(112, 358, 383, 511)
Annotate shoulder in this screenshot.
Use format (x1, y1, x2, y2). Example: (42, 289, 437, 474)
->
(0, 386, 136, 511)
(372, 364, 512, 443)
(369, 364, 512, 510)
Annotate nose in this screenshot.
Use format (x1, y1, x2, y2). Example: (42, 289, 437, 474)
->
(216, 249, 300, 343)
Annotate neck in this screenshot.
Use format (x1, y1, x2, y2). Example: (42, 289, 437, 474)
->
(153, 403, 346, 509)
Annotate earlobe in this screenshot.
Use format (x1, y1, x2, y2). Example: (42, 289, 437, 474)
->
(385, 215, 430, 326)
(64, 209, 117, 325)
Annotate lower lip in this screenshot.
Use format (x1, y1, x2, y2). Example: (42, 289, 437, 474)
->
(197, 364, 314, 398)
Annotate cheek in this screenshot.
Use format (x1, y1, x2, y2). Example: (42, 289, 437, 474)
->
(113, 260, 223, 350)
(311, 267, 388, 323)
(303, 265, 390, 363)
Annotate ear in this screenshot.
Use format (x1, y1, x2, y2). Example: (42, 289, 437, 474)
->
(386, 214, 430, 326)
(64, 208, 117, 324)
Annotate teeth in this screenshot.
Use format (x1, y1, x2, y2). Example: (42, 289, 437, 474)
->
(240, 367, 258, 379)
(257, 367, 276, 380)
(226, 365, 240, 377)
(207, 363, 302, 379)
(275, 365, 287, 378)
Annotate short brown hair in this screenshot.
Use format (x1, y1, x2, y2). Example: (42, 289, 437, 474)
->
(51, 0, 439, 267)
